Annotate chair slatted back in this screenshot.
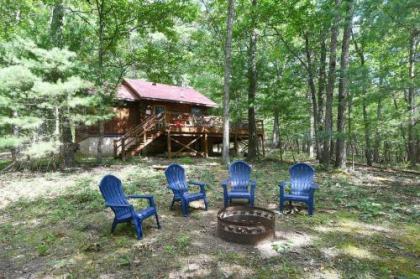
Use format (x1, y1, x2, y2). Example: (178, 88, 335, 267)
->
(289, 163, 314, 196)
(99, 175, 131, 218)
(229, 160, 251, 192)
(165, 164, 189, 195)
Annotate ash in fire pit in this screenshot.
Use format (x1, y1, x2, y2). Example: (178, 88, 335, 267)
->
(217, 206, 275, 245)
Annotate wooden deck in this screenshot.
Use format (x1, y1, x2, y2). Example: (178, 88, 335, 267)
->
(113, 112, 265, 159)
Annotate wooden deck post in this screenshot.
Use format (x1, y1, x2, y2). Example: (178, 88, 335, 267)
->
(121, 138, 126, 161)
(204, 133, 208, 158)
(234, 133, 238, 156)
(113, 139, 117, 158)
(167, 131, 172, 159)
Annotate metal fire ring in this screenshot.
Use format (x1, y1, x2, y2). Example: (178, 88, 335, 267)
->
(217, 206, 275, 245)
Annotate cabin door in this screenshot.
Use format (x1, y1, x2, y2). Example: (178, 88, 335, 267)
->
(154, 105, 165, 129)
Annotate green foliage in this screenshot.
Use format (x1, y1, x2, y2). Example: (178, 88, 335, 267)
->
(0, 38, 100, 163)
(0, 0, 417, 167)
(178, 157, 193, 165)
(175, 233, 191, 251)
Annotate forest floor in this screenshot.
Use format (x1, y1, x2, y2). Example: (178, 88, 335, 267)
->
(0, 155, 419, 278)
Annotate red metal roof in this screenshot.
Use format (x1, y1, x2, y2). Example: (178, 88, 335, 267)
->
(116, 79, 217, 108)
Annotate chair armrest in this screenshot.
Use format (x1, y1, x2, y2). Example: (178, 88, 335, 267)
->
(309, 183, 319, 196)
(189, 181, 206, 187)
(310, 183, 320, 190)
(127, 194, 154, 199)
(127, 194, 156, 207)
(220, 179, 229, 196)
(189, 181, 206, 193)
(105, 203, 133, 209)
(221, 179, 229, 188)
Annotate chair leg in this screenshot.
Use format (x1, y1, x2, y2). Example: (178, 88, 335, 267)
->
(224, 196, 228, 208)
(204, 197, 208, 211)
(155, 213, 161, 229)
(250, 197, 254, 207)
(279, 199, 285, 212)
(181, 200, 189, 217)
(308, 202, 314, 216)
(170, 197, 176, 210)
(111, 219, 118, 233)
(133, 219, 143, 240)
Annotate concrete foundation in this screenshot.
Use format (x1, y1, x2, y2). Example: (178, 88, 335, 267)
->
(78, 136, 119, 156)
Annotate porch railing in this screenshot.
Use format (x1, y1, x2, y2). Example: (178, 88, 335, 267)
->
(164, 111, 263, 132)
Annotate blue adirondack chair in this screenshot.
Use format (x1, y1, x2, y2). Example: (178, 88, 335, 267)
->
(165, 163, 208, 217)
(221, 160, 256, 208)
(99, 175, 161, 240)
(279, 163, 319, 215)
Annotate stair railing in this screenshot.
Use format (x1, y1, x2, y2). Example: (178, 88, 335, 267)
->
(113, 112, 165, 159)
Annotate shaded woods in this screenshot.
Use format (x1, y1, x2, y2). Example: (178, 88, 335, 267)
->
(0, 0, 418, 169)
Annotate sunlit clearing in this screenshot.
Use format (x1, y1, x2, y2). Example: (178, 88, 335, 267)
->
(341, 245, 377, 260)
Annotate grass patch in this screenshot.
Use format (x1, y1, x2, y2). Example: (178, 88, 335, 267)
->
(0, 157, 418, 277)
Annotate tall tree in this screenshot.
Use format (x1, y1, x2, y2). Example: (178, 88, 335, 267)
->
(373, 79, 383, 163)
(317, 33, 327, 148)
(50, 0, 64, 48)
(335, 0, 355, 168)
(247, 0, 258, 160)
(222, 0, 235, 165)
(50, 0, 76, 167)
(353, 31, 373, 166)
(304, 32, 319, 159)
(322, 0, 341, 166)
(407, 29, 418, 167)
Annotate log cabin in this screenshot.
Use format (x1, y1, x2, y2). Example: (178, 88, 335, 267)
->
(77, 79, 265, 159)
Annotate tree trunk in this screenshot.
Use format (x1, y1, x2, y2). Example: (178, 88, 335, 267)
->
(322, 0, 341, 166)
(353, 33, 373, 166)
(51, 0, 75, 168)
(304, 33, 319, 159)
(384, 141, 391, 164)
(54, 107, 60, 140)
(61, 117, 75, 167)
(373, 81, 382, 163)
(222, 0, 235, 165)
(97, 121, 104, 162)
(417, 139, 420, 163)
(407, 30, 417, 167)
(272, 110, 280, 148)
(10, 110, 19, 161)
(96, 0, 105, 163)
(317, 34, 327, 155)
(347, 92, 354, 168)
(393, 95, 408, 162)
(308, 92, 315, 159)
(362, 99, 372, 166)
(247, 0, 258, 161)
(334, 0, 354, 169)
(50, 0, 64, 48)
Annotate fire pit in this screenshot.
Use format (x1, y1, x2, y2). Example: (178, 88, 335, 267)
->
(217, 206, 275, 245)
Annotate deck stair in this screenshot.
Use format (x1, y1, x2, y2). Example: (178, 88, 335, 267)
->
(113, 112, 165, 159)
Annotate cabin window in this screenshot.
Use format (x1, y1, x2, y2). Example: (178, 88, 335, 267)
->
(192, 107, 202, 116)
(154, 105, 165, 115)
(145, 105, 152, 116)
